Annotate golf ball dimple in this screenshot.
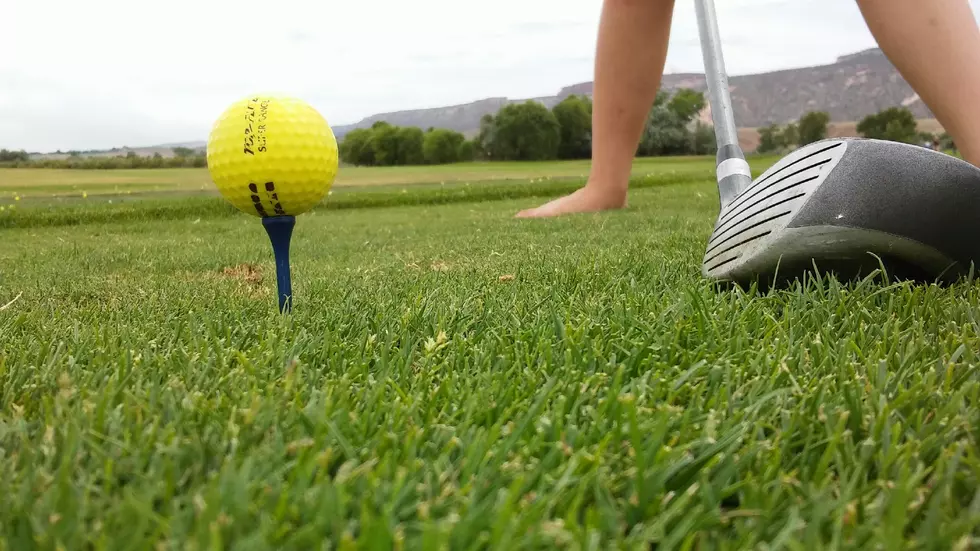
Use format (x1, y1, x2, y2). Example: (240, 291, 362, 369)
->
(207, 95, 338, 217)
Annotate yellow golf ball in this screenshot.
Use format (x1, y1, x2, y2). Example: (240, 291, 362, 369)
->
(207, 95, 338, 217)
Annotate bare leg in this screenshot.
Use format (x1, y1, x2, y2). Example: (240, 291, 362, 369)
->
(516, 0, 676, 218)
(856, 0, 980, 166)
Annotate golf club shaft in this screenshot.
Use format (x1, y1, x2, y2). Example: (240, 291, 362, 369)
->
(694, 0, 752, 207)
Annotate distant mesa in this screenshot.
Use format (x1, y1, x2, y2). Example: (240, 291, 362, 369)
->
(38, 48, 937, 158)
(328, 47, 933, 141)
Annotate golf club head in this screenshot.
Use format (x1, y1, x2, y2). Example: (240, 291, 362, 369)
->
(703, 137, 980, 286)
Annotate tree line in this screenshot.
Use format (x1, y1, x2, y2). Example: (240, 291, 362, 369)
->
(339, 124, 477, 166)
(757, 106, 957, 153)
(0, 148, 207, 169)
(339, 89, 717, 166)
(2, 101, 959, 170)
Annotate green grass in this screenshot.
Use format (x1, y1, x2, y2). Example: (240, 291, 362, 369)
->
(0, 155, 783, 204)
(2, 157, 979, 549)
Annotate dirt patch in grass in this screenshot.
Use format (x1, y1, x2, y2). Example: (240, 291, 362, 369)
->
(221, 263, 263, 285)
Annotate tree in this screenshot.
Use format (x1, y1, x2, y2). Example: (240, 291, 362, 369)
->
(369, 122, 401, 166)
(337, 123, 430, 166)
(0, 149, 29, 162)
(457, 139, 476, 162)
(396, 126, 425, 165)
(172, 146, 196, 157)
(757, 124, 783, 154)
(552, 95, 592, 159)
(798, 111, 830, 145)
(339, 128, 376, 166)
(885, 119, 919, 144)
(857, 107, 918, 143)
(939, 132, 957, 152)
(423, 129, 465, 164)
(488, 101, 561, 161)
(917, 132, 937, 146)
(634, 88, 711, 157)
(667, 89, 706, 123)
(690, 122, 717, 155)
(781, 123, 799, 148)
(638, 108, 688, 156)
(476, 114, 497, 160)
(755, 122, 808, 153)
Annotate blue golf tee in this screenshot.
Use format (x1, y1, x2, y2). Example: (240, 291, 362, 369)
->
(262, 215, 295, 313)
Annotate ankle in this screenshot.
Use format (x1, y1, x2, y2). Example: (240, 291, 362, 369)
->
(580, 182, 628, 208)
(584, 177, 629, 197)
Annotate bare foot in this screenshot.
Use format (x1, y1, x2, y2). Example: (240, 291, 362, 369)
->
(514, 185, 627, 218)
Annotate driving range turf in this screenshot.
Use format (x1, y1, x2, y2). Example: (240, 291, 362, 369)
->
(0, 156, 718, 203)
(1, 157, 980, 549)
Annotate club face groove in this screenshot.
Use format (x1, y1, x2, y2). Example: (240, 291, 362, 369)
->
(704, 211, 792, 261)
(717, 143, 844, 224)
(707, 191, 808, 249)
(703, 139, 851, 279)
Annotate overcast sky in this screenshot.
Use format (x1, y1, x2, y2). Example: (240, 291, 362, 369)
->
(4, 0, 979, 152)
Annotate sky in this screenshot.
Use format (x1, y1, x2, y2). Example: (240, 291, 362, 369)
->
(3, 0, 979, 153)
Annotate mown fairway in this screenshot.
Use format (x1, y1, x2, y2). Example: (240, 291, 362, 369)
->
(0, 155, 780, 205)
(1, 157, 979, 549)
